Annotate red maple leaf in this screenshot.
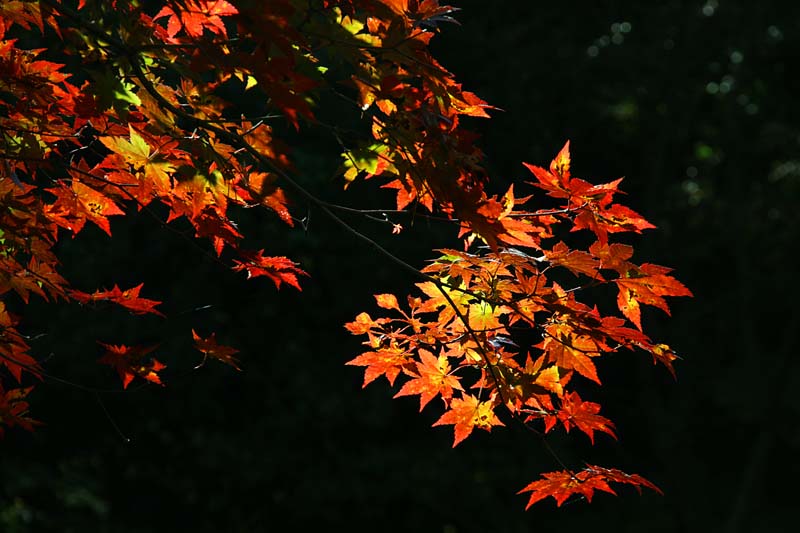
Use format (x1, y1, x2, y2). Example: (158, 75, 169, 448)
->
(232, 249, 307, 290)
(71, 283, 165, 317)
(154, 0, 238, 39)
(192, 329, 240, 370)
(639, 342, 681, 378)
(573, 203, 655, 245)
(518, 465, 661, 508)
(0, 386, 41, 437)
(545, 391, 617, 444)
(523, 141, 592, 201)
(0, 302, 41, 382)
(97, 342, 165, 389)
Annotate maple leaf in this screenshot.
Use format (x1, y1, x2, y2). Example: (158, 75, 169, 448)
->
(341, 143, 390, 186)
(382, 179, 424, 211)
(71, 181, 126, 235)
(615, 264, 693, 330)
(23, 257, 69, 301)
(394, 349, 463, 411)
(450, 90, 492, 118)
(589, 241, 634, 274)
(99, 125, 151, 166)
(346, 344, 412, 387)
(0, 386, 41, 437)
(232, 249, 307, 290)
(191, 209, 243, 256)
(344, 312, 387, 335)
(98, 129, 178, 203)
(0, 256, 47, 303)
(545, 241, 600, 278)
(546, 391, 616, 444)
(374, 293, 401, 311)
(640, 342, 680, 378)
(464, 300, 506, 333)
(522, 354, 563, 397)
(238, 172, 293, 226)
(71, 283, 165, 317)
(192, 329, 240, 370)
(481, 185, 551, 250)
(154, 0, 238, 39)
(0, 302, 41, 382)
(523, 141, 588, 201)
(46, 180, 125, 237)
(0, 1, 49, 33)
(97, 342, 165, 389)
(0, 339, 40, 383)
(538, 322, 602, 384)
(415, 280, 471, 326)
(518, 465, 661, 508)
(573, 203, 655, 245)
(433, 393, 504, 447)
(518, 469, 614, 508)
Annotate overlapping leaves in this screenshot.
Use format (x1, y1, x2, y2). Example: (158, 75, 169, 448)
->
(0, 0, 689, 512)
(347, 144, 691, 507)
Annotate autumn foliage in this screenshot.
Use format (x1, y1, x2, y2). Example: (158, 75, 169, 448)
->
(0, 0, 690, 509)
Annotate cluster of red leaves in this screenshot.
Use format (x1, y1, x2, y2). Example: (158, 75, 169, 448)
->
(0, 1, 304, 413)
(518, 465, 663, 508)
(346, 143, 691, 507)
(0, 0, 690, 510)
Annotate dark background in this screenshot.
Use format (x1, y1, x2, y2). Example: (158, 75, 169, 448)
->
(2, 1, 799, 531)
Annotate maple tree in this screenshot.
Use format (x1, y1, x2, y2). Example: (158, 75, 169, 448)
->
(0, 0, 691, 509)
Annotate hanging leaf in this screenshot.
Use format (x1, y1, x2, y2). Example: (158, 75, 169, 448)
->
(192, 329, 241, 370)
(97, 342, 165, 389)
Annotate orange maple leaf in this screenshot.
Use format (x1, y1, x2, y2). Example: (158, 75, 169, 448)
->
(538, 322, 602, 384)
(393, 349, 463, 411)
(545, 242, 601, 278)
(237, 171, 294, 226)
(433, 393, 504, 447)
(615, 263, 693, 330)
(344, 312, 387, 335)
(523, 141, 591, 201)
(374, 293, 401, 311)
(346, 344, 411, 387)
(46, 180, 125, 236)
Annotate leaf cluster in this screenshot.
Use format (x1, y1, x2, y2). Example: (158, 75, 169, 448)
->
(0, 0, 690, 510)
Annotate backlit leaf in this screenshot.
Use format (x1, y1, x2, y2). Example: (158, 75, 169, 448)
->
(97, 342, 165, 389)
(192, 329, 241, 370)
(433, 393, 504, 447)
